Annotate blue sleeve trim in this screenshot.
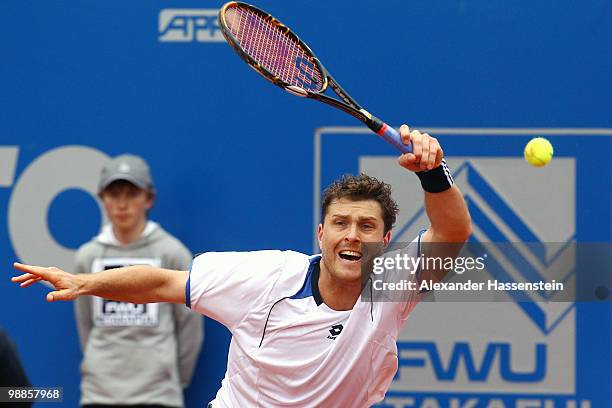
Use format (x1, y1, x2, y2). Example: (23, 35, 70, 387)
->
(185, 258, 194, 308)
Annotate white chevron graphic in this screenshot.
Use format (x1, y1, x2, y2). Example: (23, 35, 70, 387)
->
(392, 161, 575, 334)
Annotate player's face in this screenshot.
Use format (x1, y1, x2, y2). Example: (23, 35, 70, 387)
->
(100, 182, 153, 234)
(318, 198, 391, 284)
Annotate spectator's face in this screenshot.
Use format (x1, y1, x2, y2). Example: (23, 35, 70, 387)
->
(317, 198, 390, 284)
(100, 181, 153, 233)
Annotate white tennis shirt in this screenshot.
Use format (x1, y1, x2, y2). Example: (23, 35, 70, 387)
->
(187, 234, 423, 407)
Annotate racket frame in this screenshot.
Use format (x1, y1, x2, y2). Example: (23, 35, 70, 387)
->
(219, 1, 410, 152)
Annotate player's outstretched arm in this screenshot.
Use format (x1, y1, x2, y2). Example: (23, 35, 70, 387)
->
(397, 125, 471, 283)
(397, 124, 471, 244)
(11, 262, 188, 304)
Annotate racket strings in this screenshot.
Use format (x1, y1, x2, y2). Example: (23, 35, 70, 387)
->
(224, 6, 324, 91)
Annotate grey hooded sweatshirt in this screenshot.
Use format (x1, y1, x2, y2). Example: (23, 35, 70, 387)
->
(73, 221, 203, 407)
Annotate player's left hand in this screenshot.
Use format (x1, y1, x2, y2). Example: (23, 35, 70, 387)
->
(398, 125, 443, 172)
(11, 262, 85, 302)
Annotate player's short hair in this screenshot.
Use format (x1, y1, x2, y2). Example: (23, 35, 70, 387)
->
(321, 173, 399, 233)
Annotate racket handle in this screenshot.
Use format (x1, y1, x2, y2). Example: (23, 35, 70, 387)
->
(368, 117, 413, 154)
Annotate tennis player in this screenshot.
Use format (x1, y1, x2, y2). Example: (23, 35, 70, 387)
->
(12, 125, 471, 407)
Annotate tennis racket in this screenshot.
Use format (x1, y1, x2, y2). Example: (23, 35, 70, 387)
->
(218, 1, 412, 154)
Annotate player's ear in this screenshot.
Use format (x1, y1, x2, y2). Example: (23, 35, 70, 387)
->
(383, 230, 391, 248)
(317, 223, 324, 249)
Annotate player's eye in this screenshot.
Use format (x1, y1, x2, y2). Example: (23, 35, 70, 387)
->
(361, 223, 377, 231)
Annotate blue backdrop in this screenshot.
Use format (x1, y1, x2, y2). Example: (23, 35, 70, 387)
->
(1, 1, 610, 407)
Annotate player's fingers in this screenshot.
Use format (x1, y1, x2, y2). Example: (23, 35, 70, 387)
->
(399, 124, 411, 145)
(11, 273, 35, 283)
(20, 277, 42, 288)
(13, 262, 52, 279)
(410, 130, 423, 162)
(398, 154, 422, 172)
(47, 289, 76, 302)
(426, 137, 440, 170)
(420, 135, 432, 170)
(434, 143, 444, 168)
(398, 153, 417, 166)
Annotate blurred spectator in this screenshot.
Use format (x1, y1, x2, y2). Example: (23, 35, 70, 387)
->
(74, 154, 203, 408)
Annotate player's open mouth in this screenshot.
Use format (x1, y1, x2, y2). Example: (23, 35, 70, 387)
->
(338, 250, 362, 262)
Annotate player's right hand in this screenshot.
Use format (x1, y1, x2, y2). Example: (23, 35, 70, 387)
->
(398, 125, 444, 172)
(11, 262, 85, 302)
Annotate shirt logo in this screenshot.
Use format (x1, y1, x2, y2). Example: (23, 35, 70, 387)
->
(327, 324, 343, 340)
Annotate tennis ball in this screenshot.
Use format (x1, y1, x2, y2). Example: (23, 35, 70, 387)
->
(524, 137, 553, 167)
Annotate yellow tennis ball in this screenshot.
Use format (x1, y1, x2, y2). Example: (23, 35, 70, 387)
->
(524, 137, 553, 167)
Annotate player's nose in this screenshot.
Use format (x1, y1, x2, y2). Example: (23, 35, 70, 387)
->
(344, 224, 361, 242)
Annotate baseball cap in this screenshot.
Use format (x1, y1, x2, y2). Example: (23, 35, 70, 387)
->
(98, 154, 154, 193)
